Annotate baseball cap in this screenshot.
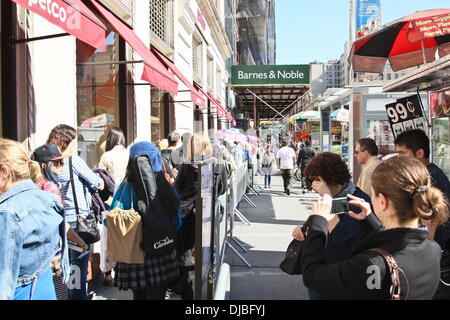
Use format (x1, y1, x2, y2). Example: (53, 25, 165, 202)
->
(32, 144, 64, 163)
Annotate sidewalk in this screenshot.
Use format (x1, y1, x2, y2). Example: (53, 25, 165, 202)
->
(224, 172, 317, 300)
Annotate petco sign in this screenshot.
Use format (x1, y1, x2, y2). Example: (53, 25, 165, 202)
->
(231, 65, 310, 86)
(11, 0, 107, 50)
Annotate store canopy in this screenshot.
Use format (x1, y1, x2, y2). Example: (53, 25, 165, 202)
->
(152, 48, 206, 108)
(12, 0, 107, 50)
(194, 83, 225, 114)
(90, 0, 178, 95)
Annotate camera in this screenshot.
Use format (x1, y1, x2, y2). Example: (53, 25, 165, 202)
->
(331, 197, 350, 215)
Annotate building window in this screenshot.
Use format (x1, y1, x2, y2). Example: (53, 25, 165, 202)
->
(76, 32, 122, 168)
(192, 36, 203, 83)
(216, 69, 221, 98)
(207, 56, 214, 92)
(387, 74, 391, 81)
(150, 0, 174, 49)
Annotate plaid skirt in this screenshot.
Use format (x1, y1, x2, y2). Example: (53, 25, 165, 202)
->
(114, 250, 179, 290)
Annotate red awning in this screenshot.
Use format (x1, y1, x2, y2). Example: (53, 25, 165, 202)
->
(89, 0, 178, 95)
(12, 0, 107, 50)
(151, 47, 206, 108)
(194, 83, 227, 116)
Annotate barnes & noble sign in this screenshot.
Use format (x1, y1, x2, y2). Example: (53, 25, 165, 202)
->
(231, 65, 310, 86)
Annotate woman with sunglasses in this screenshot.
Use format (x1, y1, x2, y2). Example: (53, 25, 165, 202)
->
(31, 144, 89, 300)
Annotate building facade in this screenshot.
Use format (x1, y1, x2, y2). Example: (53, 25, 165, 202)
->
(1, 0, 233, 166)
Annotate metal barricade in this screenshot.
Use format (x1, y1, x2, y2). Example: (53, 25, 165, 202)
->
(222, 161, 252, 268)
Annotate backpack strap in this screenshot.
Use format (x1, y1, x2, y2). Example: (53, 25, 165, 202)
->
(371, 248, 405, 300)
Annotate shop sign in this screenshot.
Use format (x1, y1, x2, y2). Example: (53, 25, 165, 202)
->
(430, 90, 450, 118)
(408, 13, 450, 42)
(385, 94, 427, 138)
(197, 9, 207, 30)
(231, 65, 310, 86)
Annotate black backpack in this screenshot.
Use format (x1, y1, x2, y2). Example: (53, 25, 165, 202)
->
(131, 155, 178, 257)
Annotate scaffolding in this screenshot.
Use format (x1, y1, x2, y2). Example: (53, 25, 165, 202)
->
(235, 0, 276, 66)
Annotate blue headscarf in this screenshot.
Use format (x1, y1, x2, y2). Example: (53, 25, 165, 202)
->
(130, 141, 162, 172)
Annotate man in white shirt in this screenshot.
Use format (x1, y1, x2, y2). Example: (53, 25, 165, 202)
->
(276, 141, 296, 195)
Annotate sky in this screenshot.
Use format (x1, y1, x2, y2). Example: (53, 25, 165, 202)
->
(276, 0, 450, 64)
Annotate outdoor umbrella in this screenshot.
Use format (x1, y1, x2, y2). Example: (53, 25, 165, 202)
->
(215, 129, 247, 142)
(247, 135, 260, 142)
(299, 110, 320, 121)
(331, 108, 350, 122)
(349, 9, 450, 73)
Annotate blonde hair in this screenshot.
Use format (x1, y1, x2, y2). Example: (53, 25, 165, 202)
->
(159, 139, 169, 151)
(0, 138, 42, 184)
(186, 133, 213, 161)
(372, 156, 449, 225)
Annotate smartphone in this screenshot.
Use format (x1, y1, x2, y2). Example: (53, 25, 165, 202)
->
(331, 197, 350, 215)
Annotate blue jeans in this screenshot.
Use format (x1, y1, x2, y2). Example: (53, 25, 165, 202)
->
(14, 267, 56, 300)
(264, 175, 271, 186)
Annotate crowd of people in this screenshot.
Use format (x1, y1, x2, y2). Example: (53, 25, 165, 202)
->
(1, 125, 449, 300)
(0, 125, 263, 300)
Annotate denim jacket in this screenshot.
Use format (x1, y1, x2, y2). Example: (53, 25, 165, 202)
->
(0, 180, 64, 300)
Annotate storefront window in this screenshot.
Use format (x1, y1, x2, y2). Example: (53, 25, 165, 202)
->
(151, 86, 163, 142)
(432, 118, 450, 179)
(76, 32, 120, 168)
(368, 120, 395, 156)
(151, 87, 175, 142)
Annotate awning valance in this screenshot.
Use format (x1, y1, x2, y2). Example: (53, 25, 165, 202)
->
(90, 0, 178, 94)
(12, 0, 107, 50)
(152, 47, 206, 108)
(194, 83, 226, 115)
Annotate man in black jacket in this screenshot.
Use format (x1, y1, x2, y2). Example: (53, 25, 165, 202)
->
(297, 140, 315, 189)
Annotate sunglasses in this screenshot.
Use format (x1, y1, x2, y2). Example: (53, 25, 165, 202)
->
(52, 159, 64, 167)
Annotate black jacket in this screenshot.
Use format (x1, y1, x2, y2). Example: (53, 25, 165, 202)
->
(297, 146, 315, 168)
(301, 214, 442, 300)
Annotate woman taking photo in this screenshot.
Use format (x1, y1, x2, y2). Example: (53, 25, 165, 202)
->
(294, 156, 448, 299)
(261, 146, 275, 189)
(0, 139, 64, 300)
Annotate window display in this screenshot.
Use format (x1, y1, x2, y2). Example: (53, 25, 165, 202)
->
(76, 32, 120, 168)
(432, 118, 450, 180)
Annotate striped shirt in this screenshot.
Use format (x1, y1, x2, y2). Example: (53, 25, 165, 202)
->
(58, 156, 102, 223)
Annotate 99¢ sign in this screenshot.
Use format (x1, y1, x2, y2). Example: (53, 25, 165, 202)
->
(385, 95, 426, 138)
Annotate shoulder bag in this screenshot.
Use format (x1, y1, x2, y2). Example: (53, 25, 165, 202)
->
(280, 223, 309, 275)
(107, 183, 145, 264)
(69, 157, 101, 245)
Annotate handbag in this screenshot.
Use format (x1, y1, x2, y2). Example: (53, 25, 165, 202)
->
(69, 157, 101, 245)
(107, 183, 145, 264)
(280, 223, 309, 275)
(370, 247, 408, 300)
